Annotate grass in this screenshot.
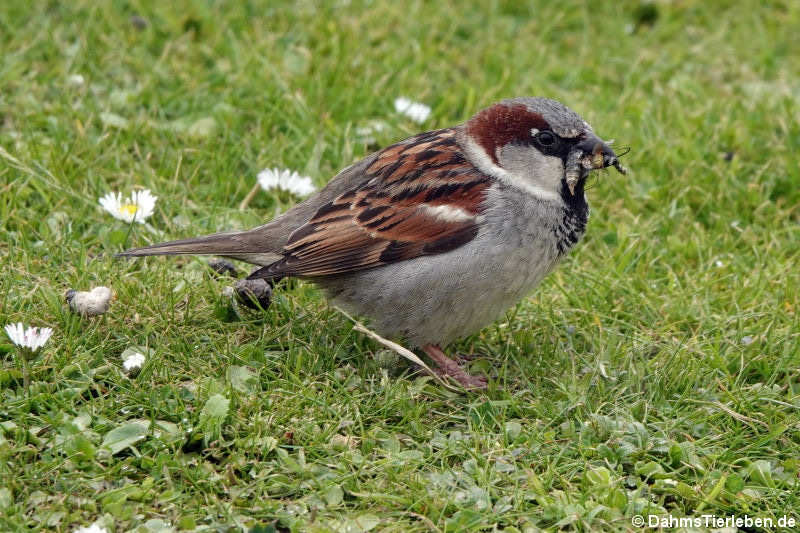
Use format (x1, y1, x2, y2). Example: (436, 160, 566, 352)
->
(1, 0, 799, 531)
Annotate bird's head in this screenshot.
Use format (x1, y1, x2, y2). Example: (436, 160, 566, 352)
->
(464, 97, 627, 201)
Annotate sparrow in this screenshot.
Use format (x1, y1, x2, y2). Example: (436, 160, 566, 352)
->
(120, 97, 627, 389)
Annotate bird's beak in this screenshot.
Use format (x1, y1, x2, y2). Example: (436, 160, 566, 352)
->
(565, 134, 628, 195)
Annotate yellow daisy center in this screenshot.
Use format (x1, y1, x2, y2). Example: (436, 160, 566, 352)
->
(119, 204, 139, 216)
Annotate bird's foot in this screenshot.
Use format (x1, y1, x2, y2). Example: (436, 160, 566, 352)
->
(433, 367, 488, 389)
(423, 344, 488, 390)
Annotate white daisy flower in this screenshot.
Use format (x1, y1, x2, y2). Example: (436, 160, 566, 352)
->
(4, 323, 53, 352)
(394, 97, 431, 123)
(99, 189, 157, 223)
(73, 523, 109, 533)
(355, 119, 390, 144)
(122, 351, 146, 373)
(257, 168, 316, 196)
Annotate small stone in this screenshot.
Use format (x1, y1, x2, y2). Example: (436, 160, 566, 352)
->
(207, 258, 239, 278)
(741, 336, 754, 346)
(234, 279, 272, 310)
(66, 286, 113, 316)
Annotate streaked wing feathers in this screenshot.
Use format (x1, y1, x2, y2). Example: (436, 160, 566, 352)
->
(251, 129, 492, 279)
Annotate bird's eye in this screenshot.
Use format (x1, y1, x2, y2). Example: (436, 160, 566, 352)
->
(536, 131, 556, 146)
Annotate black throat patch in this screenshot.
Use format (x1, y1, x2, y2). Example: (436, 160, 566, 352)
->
(554, 182, 589, 255)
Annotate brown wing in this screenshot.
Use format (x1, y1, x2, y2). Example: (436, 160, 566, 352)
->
(249, 128, 493, 279)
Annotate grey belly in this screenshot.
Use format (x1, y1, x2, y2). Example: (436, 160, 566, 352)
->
(319, 227, 563, 348)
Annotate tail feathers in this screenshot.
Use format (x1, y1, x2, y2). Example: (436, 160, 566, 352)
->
(117, 230, 280, 264)
(247, 262, 283, 280)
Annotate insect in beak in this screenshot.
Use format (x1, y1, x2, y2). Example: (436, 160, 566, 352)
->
(565, 139, 629, 196)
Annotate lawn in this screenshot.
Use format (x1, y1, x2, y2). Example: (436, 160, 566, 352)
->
(1, 0, 799, 531)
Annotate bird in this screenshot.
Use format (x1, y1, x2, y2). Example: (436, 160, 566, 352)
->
(119, 97, 627, 389)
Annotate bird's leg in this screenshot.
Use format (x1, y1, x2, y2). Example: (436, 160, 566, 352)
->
(422, 344, 487, 390)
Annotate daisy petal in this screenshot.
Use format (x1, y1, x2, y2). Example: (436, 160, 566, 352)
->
(4, 322, 54, 351)
(394, 97, 431, 123)
(257, 168, 316, 197)
(99, 189, 157, 223)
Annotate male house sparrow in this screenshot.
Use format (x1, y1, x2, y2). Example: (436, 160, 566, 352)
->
(121, 97, 626, 389)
